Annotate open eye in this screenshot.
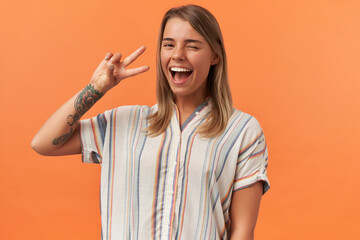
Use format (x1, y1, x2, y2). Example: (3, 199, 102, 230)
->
(162, 43, 174, 48)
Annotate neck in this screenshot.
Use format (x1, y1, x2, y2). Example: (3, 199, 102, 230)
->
(174, 93, 208, 126)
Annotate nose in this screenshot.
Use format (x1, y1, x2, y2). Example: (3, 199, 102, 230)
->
(171, 46, 186, 61)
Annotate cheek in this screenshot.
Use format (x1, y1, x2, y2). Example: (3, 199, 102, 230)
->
(191, 51, 213, 69)
(192, 57, 212, 76)
(160, 51, 169, 71)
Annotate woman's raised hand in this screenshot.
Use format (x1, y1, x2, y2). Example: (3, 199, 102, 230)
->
(90, 46, 150, 93)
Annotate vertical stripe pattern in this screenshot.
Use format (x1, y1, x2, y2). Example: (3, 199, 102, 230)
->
(80, 101, 270, 239)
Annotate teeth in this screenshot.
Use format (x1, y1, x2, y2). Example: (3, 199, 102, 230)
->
(170, 67, 192, 72)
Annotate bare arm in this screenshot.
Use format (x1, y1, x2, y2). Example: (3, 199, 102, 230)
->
(31, 46, 150, 156)
(229, 182, 263, 240)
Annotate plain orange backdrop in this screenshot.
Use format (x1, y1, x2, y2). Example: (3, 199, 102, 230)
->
(1, 0, 359, 239)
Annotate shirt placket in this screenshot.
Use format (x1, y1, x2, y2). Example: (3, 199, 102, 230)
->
(160, 126, 181, 240)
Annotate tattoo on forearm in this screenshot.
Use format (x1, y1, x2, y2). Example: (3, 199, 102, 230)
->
(52, 84, 104, 145)
(67, 114, 80, 127)
(52, 128, 73, 145)
(68, 84, 104, 126)
(74, 84, 104, 119)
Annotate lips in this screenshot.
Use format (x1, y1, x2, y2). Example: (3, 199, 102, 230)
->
(170, 67, 193, 84)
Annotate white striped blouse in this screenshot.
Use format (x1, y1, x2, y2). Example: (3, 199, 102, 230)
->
(80, 100, 269, 240)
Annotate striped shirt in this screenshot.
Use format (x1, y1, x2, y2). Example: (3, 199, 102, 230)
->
(80, 100, 269, 240)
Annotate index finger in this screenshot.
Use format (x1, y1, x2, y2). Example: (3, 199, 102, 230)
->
(122, 46, 147, 67)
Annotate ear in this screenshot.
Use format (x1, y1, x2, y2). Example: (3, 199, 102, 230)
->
(211, 53, 219, 65)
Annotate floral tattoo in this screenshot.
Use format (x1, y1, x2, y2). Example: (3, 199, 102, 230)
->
(52, 84, 104, 145)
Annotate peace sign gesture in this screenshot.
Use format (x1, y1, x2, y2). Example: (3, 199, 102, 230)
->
(90, 46, 150, 93)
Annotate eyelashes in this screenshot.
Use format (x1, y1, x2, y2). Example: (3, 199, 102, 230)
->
(162, 43, 200, 50)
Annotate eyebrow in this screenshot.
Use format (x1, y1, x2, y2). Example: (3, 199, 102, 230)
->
(162, 38, 203, 44)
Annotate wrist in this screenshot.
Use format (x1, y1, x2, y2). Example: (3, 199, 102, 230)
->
(75, 84, 104, 116)
(90, 81, 109, 94)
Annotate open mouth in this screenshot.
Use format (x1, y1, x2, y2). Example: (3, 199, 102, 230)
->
(170, 67, 193, 83)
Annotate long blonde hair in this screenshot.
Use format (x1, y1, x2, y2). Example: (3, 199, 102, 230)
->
(147, 5, 233, 138)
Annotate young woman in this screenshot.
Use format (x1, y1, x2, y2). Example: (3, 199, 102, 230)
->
(32, 5, 269, 240)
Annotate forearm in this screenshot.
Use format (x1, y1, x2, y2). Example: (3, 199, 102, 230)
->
(31, 84, 103, 155)
(229, 182, 263, 240)
(230, 229, 254, 240)
(31, 48, 149, 156)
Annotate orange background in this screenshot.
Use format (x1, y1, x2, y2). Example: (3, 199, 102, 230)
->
(1, 0, 359, 239)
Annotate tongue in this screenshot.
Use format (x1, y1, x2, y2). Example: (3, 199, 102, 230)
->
(174, 71, 191, 82)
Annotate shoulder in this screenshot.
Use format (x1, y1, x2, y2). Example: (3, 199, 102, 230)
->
(229, 108, 263, 132)
(226, 108, 264, 144)
(107, 104, 154, 115)
(89, 105, 154, 124)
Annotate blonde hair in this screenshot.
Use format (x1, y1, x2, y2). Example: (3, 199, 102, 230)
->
(147, 5, 233, 138)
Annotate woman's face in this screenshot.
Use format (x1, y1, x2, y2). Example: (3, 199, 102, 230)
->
(160, 17, 218, 103)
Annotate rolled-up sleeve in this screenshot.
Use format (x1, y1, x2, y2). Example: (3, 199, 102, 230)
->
(79, 111, 108, 164)
(234, 117, 270, 194)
